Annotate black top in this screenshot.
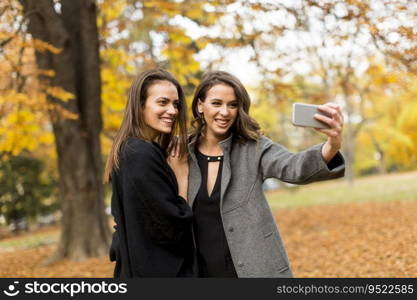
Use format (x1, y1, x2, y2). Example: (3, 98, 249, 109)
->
(192, 148, 238, 277)
(109, 137, 196, 278)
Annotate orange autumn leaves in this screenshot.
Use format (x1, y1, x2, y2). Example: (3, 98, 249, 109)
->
(1, 199, 417, 277)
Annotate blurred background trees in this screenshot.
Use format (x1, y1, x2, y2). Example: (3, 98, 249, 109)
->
(0, 153, 58, 233)
(1, 0, 416, 260)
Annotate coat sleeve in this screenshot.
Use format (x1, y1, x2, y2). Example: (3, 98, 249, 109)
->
(259, 136, 345, 184)
(119, 139, 193, 246)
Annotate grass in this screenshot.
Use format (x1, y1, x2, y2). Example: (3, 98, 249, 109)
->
(266, 170, 417, 210)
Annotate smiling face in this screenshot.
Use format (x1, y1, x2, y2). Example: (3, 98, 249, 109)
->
(143, 80, 179, 139)
(198, 83, 238, 140)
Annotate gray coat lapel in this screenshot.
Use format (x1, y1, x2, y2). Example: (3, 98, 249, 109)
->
(187, 138, 201, 208)
(219, 135, 233, 206)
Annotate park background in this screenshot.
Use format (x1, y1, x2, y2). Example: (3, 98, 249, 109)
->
(0, 0, 416, 277)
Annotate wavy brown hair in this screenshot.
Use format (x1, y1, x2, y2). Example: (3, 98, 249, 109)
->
(103, 68, 188, 183)
(190, 70, 261, 142)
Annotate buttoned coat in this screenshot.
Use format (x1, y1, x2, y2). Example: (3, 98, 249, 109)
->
(187, 134, 345, 278)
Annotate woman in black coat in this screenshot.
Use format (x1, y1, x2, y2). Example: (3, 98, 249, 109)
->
(103, 68, 195, 278)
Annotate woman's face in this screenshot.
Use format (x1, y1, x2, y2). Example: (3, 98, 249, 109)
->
(143, 80, 179, 139)
(198, 83, 238, 139)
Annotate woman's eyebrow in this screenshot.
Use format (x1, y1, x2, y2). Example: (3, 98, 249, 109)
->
(156, 97, 179, 101)
(209, 98, 237, 102)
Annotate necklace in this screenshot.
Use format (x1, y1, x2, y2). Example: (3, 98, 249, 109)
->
(197, 149, 224, 162)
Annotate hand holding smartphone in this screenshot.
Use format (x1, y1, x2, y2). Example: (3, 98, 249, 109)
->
(292, 103, 331, 129)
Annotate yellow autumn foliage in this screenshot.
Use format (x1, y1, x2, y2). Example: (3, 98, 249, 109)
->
(31, 39, 61, 54)
(2, 0, 417, 179)
(46, 86, 75, 102)
(398, 103, 417, 152)
(0, 110, 40, 155)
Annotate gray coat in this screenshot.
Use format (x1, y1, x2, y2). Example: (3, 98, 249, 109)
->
(187, 134, 345, 278)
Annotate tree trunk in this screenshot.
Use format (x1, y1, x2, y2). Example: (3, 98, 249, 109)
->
(370, 133, 386, 174)
(343, 86, 355, 186)
(20, 0, 110, 261)
(344, 114, 355, 185)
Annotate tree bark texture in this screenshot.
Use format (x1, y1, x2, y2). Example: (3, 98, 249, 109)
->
(20, 0, 111, 261)
(343, 90, 355, 185)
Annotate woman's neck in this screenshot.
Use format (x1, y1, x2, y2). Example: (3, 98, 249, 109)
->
(198, 131, 229, 156)
(143, 126, 159, 142)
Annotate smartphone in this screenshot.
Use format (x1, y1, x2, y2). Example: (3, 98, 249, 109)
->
(292, 103, 330, 129)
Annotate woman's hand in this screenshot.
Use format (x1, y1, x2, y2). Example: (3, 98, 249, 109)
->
(167, 138, 189, 200)
(313, 103, 344, 163)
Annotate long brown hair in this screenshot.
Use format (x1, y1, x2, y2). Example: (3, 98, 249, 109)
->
(103, 68, 188, 183)
(190, 70, 261, 142)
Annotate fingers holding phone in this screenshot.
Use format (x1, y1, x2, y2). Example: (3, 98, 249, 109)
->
(292, 102, 343, 156)
(315, 103, 344, 129)
(314, 103, 343, 144)
(313, 103, 344, 163)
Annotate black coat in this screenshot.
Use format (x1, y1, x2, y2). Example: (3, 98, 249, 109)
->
(109, 137, 195, 277)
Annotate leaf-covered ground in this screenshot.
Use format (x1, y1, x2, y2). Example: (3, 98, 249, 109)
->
(277, 200, 417, 277)
(0, 200, 416, 277)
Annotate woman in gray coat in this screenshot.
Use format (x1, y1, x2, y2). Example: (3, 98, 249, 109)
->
(170, 71, 345, 278)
